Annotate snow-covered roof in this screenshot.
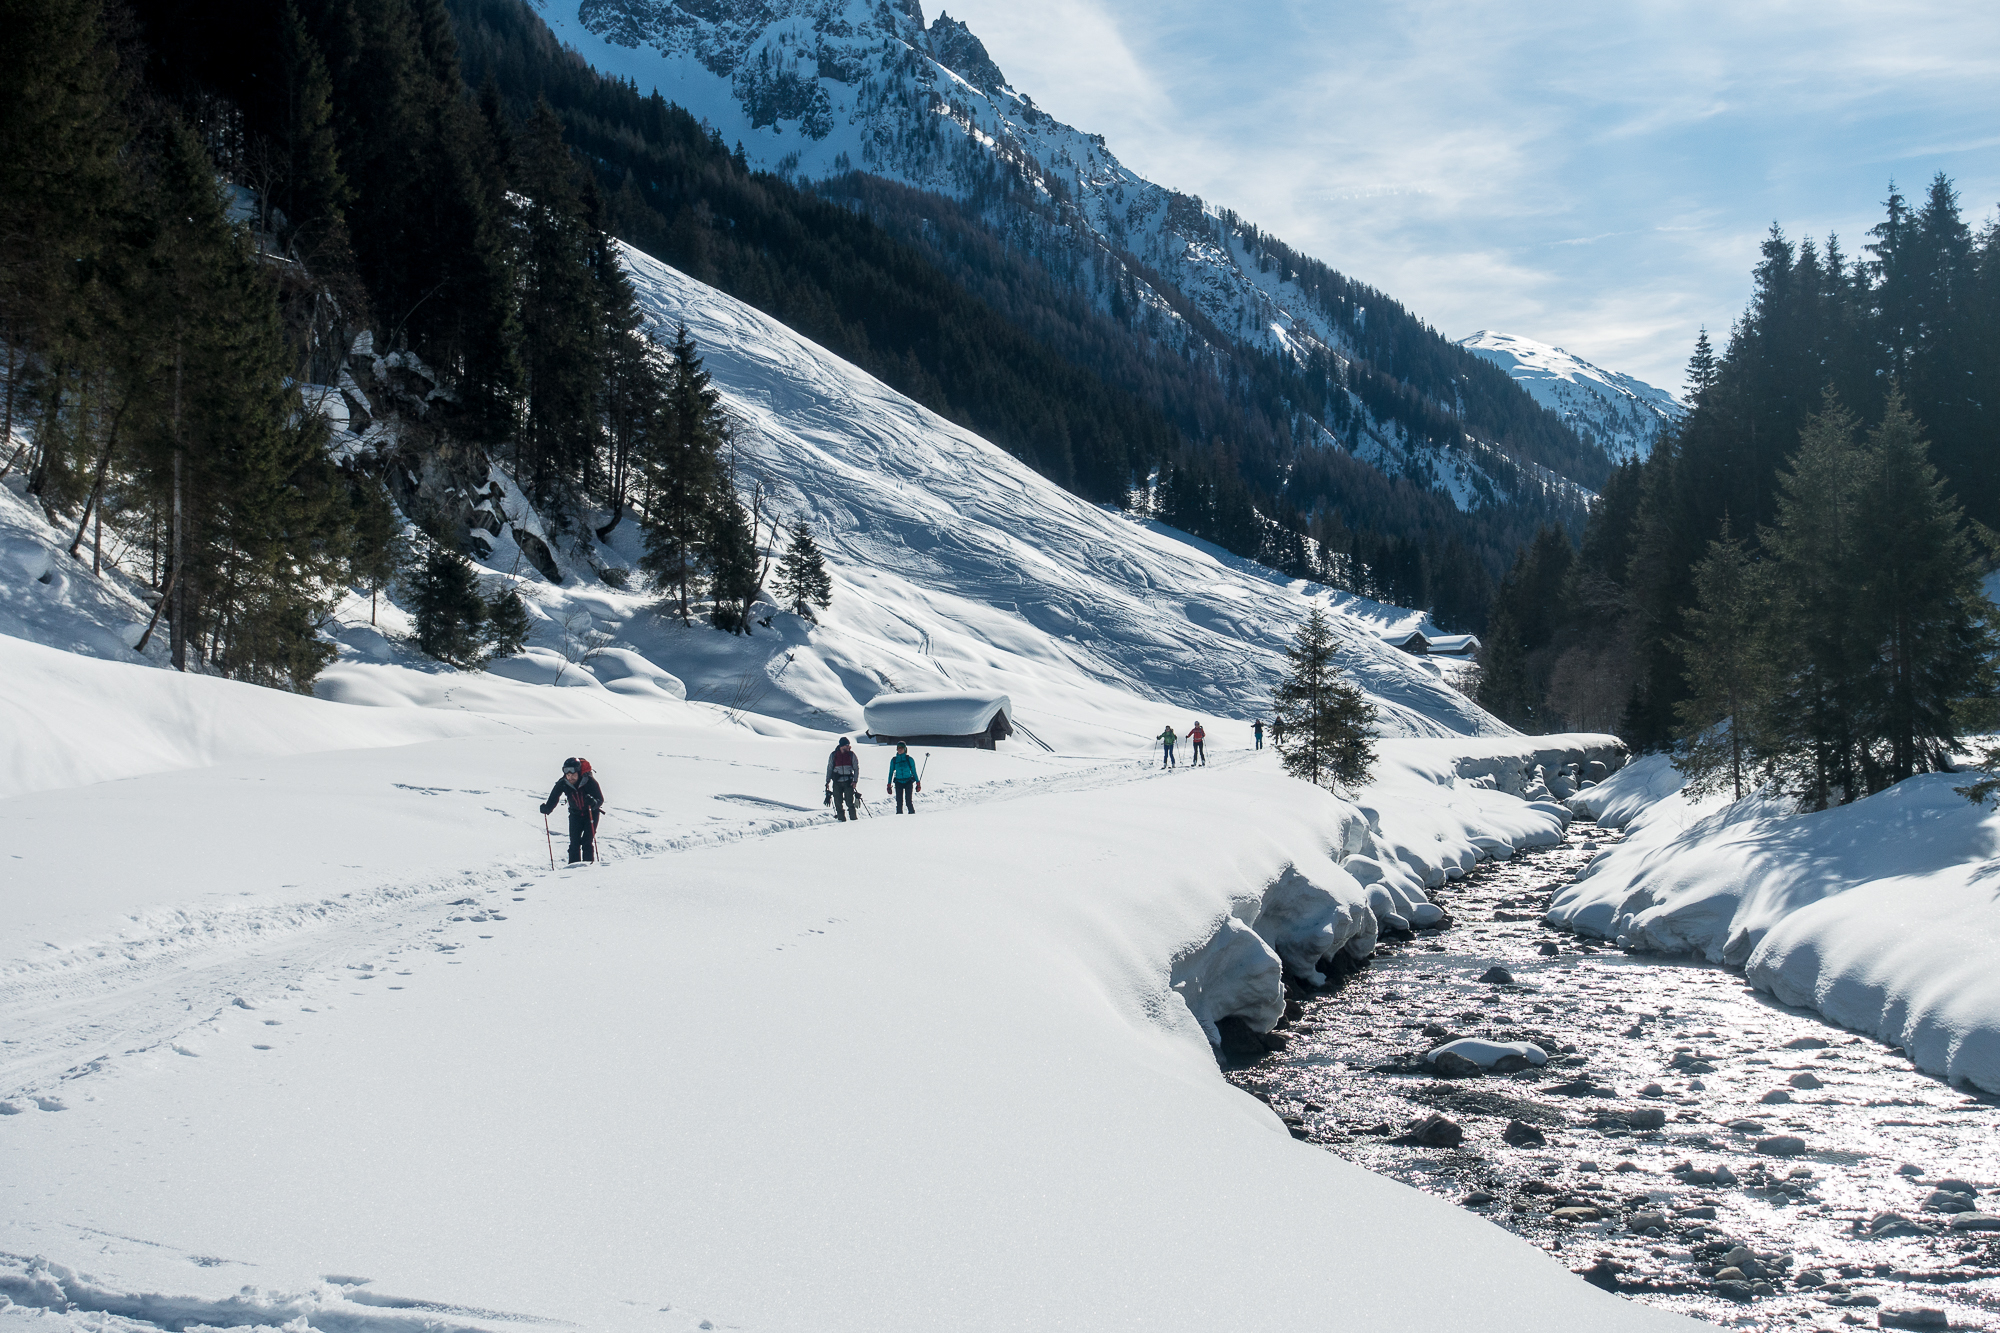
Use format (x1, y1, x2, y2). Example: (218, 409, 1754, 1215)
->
(1426, 634, 1480, 656)
(864, 690, 1012, 738)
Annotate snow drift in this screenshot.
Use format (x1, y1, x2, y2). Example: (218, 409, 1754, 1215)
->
(1548, 763, 2000, 1093)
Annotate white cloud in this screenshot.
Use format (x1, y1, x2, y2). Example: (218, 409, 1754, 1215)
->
(938, 0, 2000, 390)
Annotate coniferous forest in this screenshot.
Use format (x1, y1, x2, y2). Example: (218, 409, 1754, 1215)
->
(1477, 181, 2000, 795)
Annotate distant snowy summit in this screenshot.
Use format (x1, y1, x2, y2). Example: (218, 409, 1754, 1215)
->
(1457, 331, 1682, 464)
(547, 1, 1605, 511)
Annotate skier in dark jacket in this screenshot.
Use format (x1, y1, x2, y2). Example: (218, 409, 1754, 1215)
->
(1253, 719, 1264, 750)
(887, 744, 920, 813)
(540, 757, 604, 864)
(826, 738, 862, 822)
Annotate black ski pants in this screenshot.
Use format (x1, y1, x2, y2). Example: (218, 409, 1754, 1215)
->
(1191, 740, 1205, 765)
(568, 810, 597, 863)
(832, 779, 859, 821)
(894, 781, 916, 813)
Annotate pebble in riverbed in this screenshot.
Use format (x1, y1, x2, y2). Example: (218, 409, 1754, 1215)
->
(1222, 818, 2000, 1332)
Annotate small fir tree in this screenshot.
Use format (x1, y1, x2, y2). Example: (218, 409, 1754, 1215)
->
(1672, 520, 1773, 799)
(409, 547, 489, 667)
(1270, 607, 1376, 790)
(639, 325, 729, 623)
(706, 489, 761, 634)
(485, 585, 533, 659)
(346, 476, 405, 627)
(774, 519, 832, 621)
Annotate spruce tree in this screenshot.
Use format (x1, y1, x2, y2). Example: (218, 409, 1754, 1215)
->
(485, 585, 533, 659)
(1848, 391, 1996, 786)
(1270, 607, 1376, 790)
(1672, 521, 1773, 800)
(775, 519, 833, 621)
(1760, 393, 1869, 809)
(409, 547, 489, 666)
(511, 98, 599, 504)
(639, 325, 727, 623)
(346, 475, 405, 626)
(706, 488, 761, 634)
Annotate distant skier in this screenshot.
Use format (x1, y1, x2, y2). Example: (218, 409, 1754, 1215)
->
(1188, 722, 1207, 766)
(539, 757, 604, 864)
(1253, 718, 1264, 750)
(1157, 724, 1177, 769)
(887, 743, 920, 814)
(826, 737, 862, 822)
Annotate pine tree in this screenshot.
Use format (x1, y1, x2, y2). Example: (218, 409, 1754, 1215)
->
(1760, 393, 1870, 809)
(408, 547, 489, 666)
(1672, 521, 1772, 800)
(774, 519, 833, 621)
(346, 475, 405, 627)
(275, 2, 349, 249)
(485, 585, 533, 659)
(706, 487, 761, 634)
(639, 325, 728, 623)
(1270, 607, 1377, 790)
(511, 97, 599, 504)
(1847, 391, 1996, 786)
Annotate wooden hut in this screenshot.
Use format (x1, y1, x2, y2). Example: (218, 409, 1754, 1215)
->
(863, 690, 1015, 750)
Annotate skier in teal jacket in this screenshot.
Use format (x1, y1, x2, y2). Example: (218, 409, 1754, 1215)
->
(887, 744, 921, 814)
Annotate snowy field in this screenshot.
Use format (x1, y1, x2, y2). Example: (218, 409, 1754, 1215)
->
(1551, 756, 2000, 1096)
(1, 685, 1667, 1333)
(0, 249, 1692, 1328)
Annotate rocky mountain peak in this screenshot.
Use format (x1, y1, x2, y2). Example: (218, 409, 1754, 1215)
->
(925, 12, 1007, 92)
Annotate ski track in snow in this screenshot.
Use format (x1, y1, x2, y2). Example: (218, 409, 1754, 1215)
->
(0, 748, 1173, 1107)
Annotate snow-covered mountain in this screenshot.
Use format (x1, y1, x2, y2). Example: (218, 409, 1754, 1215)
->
(1457, 331, 1682, 463)
(535, 0, 1600, 512)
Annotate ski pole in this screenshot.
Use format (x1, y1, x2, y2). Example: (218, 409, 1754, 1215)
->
(543, 811, 554, 869)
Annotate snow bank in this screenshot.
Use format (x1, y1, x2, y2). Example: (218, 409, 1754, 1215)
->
(862, 688, 1010, 738)
(1547, 768, 2000, 1093)
(1565, 751, 1689, 825)
(0, 635, 498, 797)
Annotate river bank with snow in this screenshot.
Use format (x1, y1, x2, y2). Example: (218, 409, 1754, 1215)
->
(1230, 817, 2000, 1332)
(1549, 757, 2000, 1097)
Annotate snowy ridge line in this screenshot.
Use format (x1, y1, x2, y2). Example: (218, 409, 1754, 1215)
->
(0, 1252, 581, 1333)
(1547, 757, 2000, 1094)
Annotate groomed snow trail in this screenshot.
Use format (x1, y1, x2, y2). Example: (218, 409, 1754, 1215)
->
(0, 736, 1153, 1107)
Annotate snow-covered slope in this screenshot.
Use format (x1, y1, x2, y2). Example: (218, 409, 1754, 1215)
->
(606, 242, 1506, 743)
(1, 246, 1503, 757)
(1458, 331, 1682, 463)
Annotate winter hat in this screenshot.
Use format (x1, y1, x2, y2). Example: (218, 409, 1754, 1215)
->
(562, 758, 581, 773)
(836, 736, 851, 746)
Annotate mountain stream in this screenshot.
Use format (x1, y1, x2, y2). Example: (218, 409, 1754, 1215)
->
(1225, 820, 2000, 1331)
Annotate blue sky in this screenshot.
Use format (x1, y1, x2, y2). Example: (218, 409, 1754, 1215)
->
(940, 0, 2000, 394)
